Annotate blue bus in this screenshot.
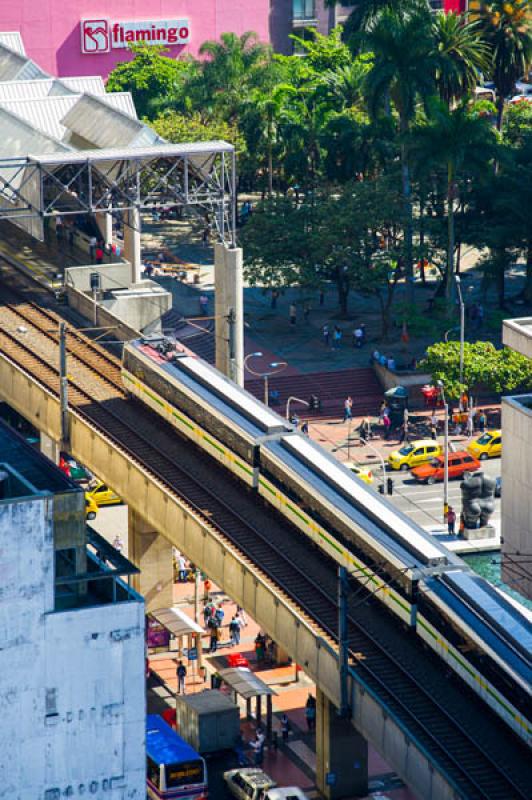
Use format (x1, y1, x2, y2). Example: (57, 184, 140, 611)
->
(146, 715, 208, 799)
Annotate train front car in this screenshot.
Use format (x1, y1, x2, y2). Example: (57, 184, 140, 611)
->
(419, 570, 532, 746)
(259, 432, 456, 625)
(122, 338, 291, 487)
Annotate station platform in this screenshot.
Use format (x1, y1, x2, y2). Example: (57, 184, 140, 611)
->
(147, 578, 418, 800)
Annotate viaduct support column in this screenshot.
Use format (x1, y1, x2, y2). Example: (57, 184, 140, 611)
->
(96, 207, 113, 249)
(316, 688, 368, 799)
(40, 431, 59, 464)
(123, 207, 142, 286)
(214, 243, 244, 386)
(128, 509, 174, 611)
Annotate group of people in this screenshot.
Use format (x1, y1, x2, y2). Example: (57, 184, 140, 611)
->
(371, 350, 396, 371)
(203, 601, 247, 653)
(322, 324, 367, 350)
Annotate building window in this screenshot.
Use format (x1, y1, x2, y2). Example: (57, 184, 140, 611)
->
(293, 0, 316, 21)
(429, 0, 444, 8)
(45, 688, 58, 717)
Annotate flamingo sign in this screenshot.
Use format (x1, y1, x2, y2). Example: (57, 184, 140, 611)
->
(81, 18, 190, 54)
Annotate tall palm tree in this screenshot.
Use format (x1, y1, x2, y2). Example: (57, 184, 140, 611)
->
(479, 0, 532, 130)
(323, 56, 372, 110)
(431, 12, 492, 107)
(341, 0, 428, 47)
(198, 32, 271, 121)
(410, 101, 498, 297)
(364, 7, 436, 302)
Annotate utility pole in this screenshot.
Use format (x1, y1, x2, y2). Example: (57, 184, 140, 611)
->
(438, 380, 449, 521)
(455, 275, 465, 386)
(59, 322, 69, 450)
(227, 308, 236, 384)
(338, 566, 350, 718)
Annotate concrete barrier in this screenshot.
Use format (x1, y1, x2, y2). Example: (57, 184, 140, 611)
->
(65, 262, 131, 292)
(65, 284, 140, 342)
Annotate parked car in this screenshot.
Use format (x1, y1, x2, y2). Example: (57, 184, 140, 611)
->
(85, 495, 98, 520)
(467, 430, 502, 460)
(85, 480, 121, 507)
(224, 768, 276, 800)
(411, 451, 481, 484)
(345, 462, 374, 484)
(388, 440, 442, 471)
(59, 453, 93, 485)
(263, 789, 310, 800)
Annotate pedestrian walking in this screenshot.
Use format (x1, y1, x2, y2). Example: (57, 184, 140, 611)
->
(289, 303, 297, 327)
(214, 603, 224, 627)
(95, 245, 104, 264)
(383, 412, 391, 440)
(209, 624, 220, 653)
(343, 396, 352, 423)
(322, 324, 330, 347)
(236, 605, 248, 626)
(249, 729, 265, 765)
(232, 613, 242, 644)
(176, 660, 187, 694)
(430, 422, 437, 440)
(255, 633, 266, 663)
(203, 602, 214, 628)
(403, 407, 409, 424)
(280, 713, 290, 742)
(177, 554, 188, 583)
(353, 326, 363, 348)
(229, 616, 237, 646)
(447, 506, 456, 535)
(203, 577, 212, 604)
(333, 326, 342, 349)
(478, 411, 487, 433)
(398, 421, 409, 444)
(359, 417, 372, 445)
(305, 694, 316, 732)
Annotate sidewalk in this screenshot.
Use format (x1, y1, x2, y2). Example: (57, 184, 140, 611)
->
(147, 578, 418, 800)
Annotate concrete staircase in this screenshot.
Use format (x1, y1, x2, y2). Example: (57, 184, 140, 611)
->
(245, 368, 383, 419)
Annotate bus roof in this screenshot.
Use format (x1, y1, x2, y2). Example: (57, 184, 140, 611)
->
(146, 715, 202, 764)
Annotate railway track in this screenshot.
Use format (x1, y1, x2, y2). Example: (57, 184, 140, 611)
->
(0, 279, 530, 799)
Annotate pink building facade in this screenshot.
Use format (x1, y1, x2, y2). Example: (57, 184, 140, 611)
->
(0, 0, 272, 78)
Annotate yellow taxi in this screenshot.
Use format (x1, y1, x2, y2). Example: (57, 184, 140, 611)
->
(467, 430, 502, 460)
(85, 495, 98, 520)
(388, 439, 442, 471)
(345, 462, 374, 485)
(85, 480, 121, 507)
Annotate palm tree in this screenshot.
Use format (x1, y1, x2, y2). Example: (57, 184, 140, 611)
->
(479, 0, 532, 130)
(246, 84, 294, 196)
(410, 101, 498, 297)
(364, 7, 437, 302)
(198, 32, 271, 121)
(431, 12, 492, 107)
(322, 56, 372, 110)
(341, 0, 428, 46)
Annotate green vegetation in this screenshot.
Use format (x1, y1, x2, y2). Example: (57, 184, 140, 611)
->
(107, 0, 532, 321)
(423, 340, 532, 398)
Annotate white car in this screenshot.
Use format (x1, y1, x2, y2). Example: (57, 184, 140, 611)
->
(263, 790, 310, 800)
(224, 768, 276, 800)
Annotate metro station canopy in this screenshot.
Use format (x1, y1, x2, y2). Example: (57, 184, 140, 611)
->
(0, 33, 235, 244)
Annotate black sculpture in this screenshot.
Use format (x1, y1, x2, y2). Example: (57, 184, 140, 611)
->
(460, 471, 496, 529)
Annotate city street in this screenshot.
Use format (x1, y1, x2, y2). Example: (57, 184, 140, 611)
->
(385, 457, 501, 532)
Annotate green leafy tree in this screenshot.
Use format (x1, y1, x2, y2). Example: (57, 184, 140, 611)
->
(430, 12, 491, 107)
(364, 6, 437, 302)
(479, 0, 532, 130)
(150, 111, 245, 151)
(410, 101, 498, 297)
(194, 32, 272, 122)
(423, 340, 532, 398)
(106, 44, 192, 119)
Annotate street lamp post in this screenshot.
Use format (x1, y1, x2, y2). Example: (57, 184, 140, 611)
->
(361, 440, 387, 493)
(286, 396, 309, 421)
(244, 352, 287, 407)
(455, 276, 465, 387)
(437, 379, 449, 521)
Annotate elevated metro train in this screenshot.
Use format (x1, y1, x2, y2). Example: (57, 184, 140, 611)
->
(122, 338, 531, 746)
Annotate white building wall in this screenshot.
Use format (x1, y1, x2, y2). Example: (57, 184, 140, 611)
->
(501, 395, 532, 600)
(0, 495, 146, 800)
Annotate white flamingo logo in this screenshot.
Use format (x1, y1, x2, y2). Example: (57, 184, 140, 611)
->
(82, 20, 109, 53)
